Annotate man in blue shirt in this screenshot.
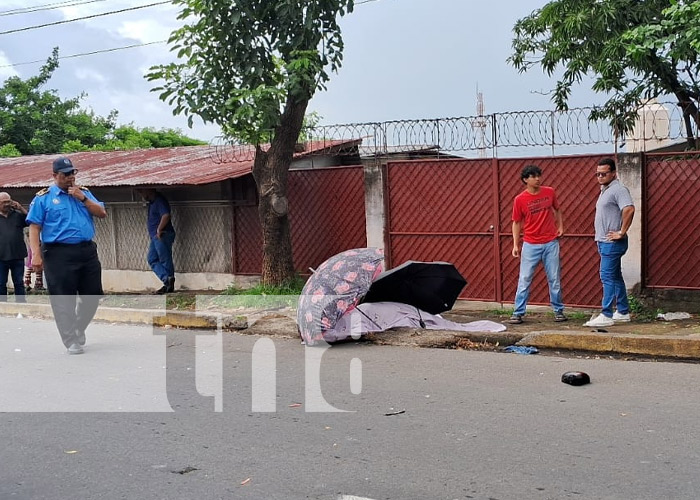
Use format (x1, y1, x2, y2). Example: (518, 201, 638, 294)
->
(138, 188, 176, 294)
(26, 157, 107, 355)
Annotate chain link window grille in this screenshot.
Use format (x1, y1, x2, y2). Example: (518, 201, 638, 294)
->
(94, 203, 233, 273)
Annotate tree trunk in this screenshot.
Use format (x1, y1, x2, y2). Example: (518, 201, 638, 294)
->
(252, 95, 309, 286)
(675, 94, 700, 150)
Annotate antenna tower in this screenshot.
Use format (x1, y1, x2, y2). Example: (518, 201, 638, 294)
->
(474, 87, 487, 158)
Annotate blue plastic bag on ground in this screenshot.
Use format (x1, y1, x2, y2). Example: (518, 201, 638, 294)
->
(503, 345, 539, 354)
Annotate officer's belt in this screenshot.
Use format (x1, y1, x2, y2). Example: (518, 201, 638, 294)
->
(42, 241, 93, 248)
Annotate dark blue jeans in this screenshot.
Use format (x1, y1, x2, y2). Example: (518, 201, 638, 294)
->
(597, 239, 630, 317)
(0, 259, 26, 302)
(147, 231, 175, 284)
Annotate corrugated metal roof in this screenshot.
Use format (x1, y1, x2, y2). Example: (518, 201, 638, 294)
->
(0, 139, 360, 188)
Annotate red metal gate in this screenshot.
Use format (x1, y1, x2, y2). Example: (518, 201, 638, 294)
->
(386, 156, 606, 307)
(385, 158, 496, 300)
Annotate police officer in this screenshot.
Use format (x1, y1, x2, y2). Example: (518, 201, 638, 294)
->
(26, 157, 107, 355)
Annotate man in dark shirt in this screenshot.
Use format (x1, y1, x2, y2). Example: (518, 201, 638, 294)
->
(138, 188, 176, 294)
(0, 192, 28, 303)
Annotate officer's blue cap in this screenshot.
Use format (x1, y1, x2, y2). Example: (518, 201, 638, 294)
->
(52, 157, 75, 174)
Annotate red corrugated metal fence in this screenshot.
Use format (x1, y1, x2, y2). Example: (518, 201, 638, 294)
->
(234, 166, 366, 274)
(644, 153, 700, 289)
(230, 152, 700, 299)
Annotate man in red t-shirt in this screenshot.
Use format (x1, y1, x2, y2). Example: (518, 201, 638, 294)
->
(509, 165, 566, 324)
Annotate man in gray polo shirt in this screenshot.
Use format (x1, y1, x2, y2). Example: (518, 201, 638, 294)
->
(584, 158, 635, 327)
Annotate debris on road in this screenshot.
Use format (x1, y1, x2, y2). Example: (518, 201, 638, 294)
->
(384, 409, 406, 416)
(171, 466, 199, 475)
(657, 312, 692, 321)
(561, 371, 591, 386)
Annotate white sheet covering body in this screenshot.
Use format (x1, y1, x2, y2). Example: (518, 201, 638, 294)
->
(323, 301, 506, 342)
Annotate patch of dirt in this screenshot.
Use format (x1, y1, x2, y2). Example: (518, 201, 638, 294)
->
(243, 313, 299, 339)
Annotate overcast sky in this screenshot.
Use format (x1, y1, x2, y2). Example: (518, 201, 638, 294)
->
(0, 0, 603, 143)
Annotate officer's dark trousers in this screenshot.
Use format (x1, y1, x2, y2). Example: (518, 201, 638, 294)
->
(42, 241, 103, 348)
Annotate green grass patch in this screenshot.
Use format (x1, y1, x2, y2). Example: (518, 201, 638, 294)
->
(484, 308, 514, 317)
(484, 308, 588, 320)
(628, 294, 662, 322)
(555, 311, 588, 320)
(201, 275, 307, 310)
(221, 275, 306, 296)
(165, 294, 197, 311)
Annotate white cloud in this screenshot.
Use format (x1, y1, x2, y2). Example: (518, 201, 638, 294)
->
(0, 52, 19, 80)
(74, 67, 107, 84)
(117, 19, 174, 44)
(59, 1, 180, 37)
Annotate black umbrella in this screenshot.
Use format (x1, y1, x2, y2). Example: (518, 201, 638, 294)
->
(362, 261, 467, 315)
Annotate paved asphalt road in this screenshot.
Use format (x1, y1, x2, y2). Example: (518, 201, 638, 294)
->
(1, 316, 700, 500)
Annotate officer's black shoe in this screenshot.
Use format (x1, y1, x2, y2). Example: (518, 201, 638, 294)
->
(154, 285, 168, 295)
(67, 343, 84, 355)
(165, 276, 176, 293)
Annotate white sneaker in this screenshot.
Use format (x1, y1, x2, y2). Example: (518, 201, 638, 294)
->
(612, 311, 631, 322)
(583, 313, 614, 328)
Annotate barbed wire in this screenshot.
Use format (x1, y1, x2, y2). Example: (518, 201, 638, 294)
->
(209, 101, 699, 162)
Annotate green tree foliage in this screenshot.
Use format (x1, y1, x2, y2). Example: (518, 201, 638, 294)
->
(0, 144, 21, 157)
(147, 0, 354, 285)
(102, 125, 206, 150)
(509, 0, 700, 145)
(0, 48, 87, 155)
(0, 48, 205, 157)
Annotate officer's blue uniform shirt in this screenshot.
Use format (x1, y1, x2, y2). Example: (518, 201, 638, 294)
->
(26, 184, 104, 244)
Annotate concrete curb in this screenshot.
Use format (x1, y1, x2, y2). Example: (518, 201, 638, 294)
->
(0, 303, 247, 330)
(520, 330, 700, 359)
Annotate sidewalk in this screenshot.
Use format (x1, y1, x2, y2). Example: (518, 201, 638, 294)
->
(444, 301, 700, 360)
(2, 298, 700, 360)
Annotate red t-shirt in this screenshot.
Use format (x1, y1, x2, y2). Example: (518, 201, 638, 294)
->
(511, 186, 559, 244)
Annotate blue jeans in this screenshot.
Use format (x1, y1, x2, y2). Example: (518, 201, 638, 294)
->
(597, 239, 629, 318)
(0, 259, 26, 302)
(147, 231, 175, 284)
(513, 240, 564, 316)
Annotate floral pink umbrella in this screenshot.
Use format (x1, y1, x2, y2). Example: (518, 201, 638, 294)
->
(297, 248, 384, 346)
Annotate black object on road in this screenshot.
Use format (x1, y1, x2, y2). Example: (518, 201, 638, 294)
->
(362, 260, 467, 315)
(561, 371, 591, 386)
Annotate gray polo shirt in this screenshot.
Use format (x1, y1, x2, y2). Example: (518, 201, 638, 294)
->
(594, 179, 634, 241)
